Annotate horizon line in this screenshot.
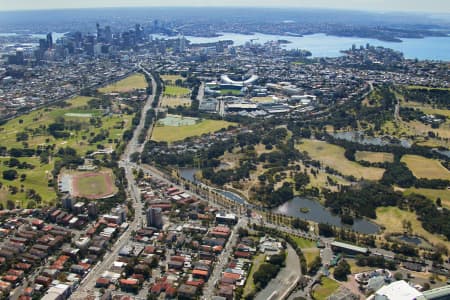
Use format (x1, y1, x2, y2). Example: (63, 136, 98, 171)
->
(0, 6, 445, 15)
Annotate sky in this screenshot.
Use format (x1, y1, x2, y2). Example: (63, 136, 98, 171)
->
(0, 0, 449, 13)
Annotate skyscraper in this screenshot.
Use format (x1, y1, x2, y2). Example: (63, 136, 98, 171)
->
(46, 32, 53, 49)
(15, 48, 24, 65)
(146, 207, 163, 229)
(179, 35, 186, 53)
(104, 26, 112, 43)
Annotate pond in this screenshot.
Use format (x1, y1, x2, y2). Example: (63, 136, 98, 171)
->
(331, 131, 412, 148)
(179, 168, 248, 205)
(272, 196, 380, 234)
(391, 234, 433, 249)
(180, 168, 380, 234)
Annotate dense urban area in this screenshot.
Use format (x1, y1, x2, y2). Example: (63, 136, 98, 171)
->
(0, 7, 449, 300)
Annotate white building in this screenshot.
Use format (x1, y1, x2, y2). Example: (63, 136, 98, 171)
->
(368, 280, 422, 300)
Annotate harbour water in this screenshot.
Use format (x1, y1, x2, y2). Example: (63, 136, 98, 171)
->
(184, 32, 450, 61)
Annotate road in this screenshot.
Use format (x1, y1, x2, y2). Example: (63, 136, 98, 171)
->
(202, 217, 246, 300)
(197, 82, 205, 105)
(70, 66, 156, 299)
(256, 243, 301, 300)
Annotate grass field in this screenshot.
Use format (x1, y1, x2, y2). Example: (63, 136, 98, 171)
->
(401, 101, 450, 118)
(220, 89, 242, 95)
(251, 96, 274, 103)
(401, 155, 450, 180)
(289, 235, 320, 268)
(386, 98, 450, 148)
(290, 235, 317, 249)
(160, 97, 191, 108)
(163, 85, 190, 97)
(355, 151, 394, 163)
(375, 206, 450, 249)
(98, 73, 147, 93)
(304, 249, 320, 268)
(312, 277, 340, 300)
(151, 119, 235, 142)
(0, 94, 134, 206)
(347, 259, 377, 274)
(62, 168, 117, 200)
(306, 170, 351, 192)
(0, 157, 56, 207)
(243, 254, 265, 297)
(0, 96, 133, 155)
(406, 85, 450, 91)
(161, 74, 185, 84)
(403, 187, 450, 209)
(297, 139, 385, 181)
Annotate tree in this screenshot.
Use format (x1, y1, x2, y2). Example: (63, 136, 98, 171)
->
(27, 200, 37, 209)
(291, 218, 309, 231)
(318, 223, 334, 237)
(253, 263, 280, 288)
(6, 199, 15, 210)
(3, 169, 18, 181)
(238, 227, 249, 238)
(137, 169, 145, 180)
(394, 272, 403, 281)
(308, 255, 322, 275)
(333, 260, 351, 281)
(130, 152, 140, 163)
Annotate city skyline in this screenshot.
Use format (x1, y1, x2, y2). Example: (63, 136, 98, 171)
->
(0, 0, 449, 13)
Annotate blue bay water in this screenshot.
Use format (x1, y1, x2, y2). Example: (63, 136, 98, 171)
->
(185, 32, 450, 61)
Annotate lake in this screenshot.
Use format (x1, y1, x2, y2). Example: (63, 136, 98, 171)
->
(331, 131, 412, 148)
(184, 32, 450, 61)
(180, 167, 380, 233)
(272, 196, 380, 234)
(178, 168, 248, 205)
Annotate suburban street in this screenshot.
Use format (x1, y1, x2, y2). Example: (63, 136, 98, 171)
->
(202, 217, 245, 300)
(70, 66, 156, 299)
(256, 243, 301, 300)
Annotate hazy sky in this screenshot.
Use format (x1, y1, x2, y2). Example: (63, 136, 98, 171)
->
(0, 0, 449, 13)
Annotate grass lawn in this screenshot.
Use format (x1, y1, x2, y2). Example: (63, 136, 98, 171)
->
(290, 235, 319, 268)
(251, 97, 274, 103)
(69, 169, 117, 199)
(98, 73, 147, 93)
(0, 96, 133, 155)
(304, 249, 320, 268)
(347, 259, 377, 274)
(290, 235, 316, 249)
(220, 89, 242, 96)
(161, 97, 191, 108)
(406, 85, 450, 91)
(402, 101, 450, 118)
(401, 155, 450, 180)
(306, 169, 350, 192)
(297, 139, 385, 181)
(0, 95, 134, 207)
(355, 151, 394, 163)
(403, 187, 450, 209)
(243, 254, 265, 297)
(164, 85, 190, 97)
(312, 277, 340, 300)
(375, 206, 450, 249)
(151, 119, 235, 142)
(0, 157, 56, 207)
(161, 74, 185, 83)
